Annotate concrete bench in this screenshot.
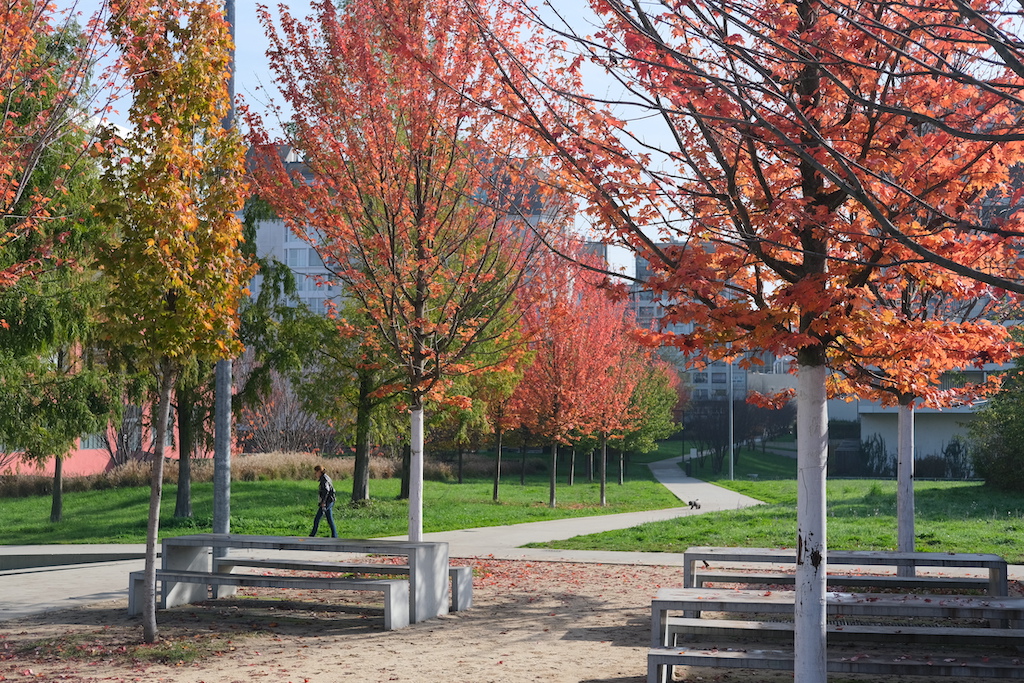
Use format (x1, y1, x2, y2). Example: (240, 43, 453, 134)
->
(211, 556, 473, 611)
(652, 587, 1024, 644)
(694, 569, 991, 592)
(161, 534, 448, 623)
(648, 646, 1024, 682)
(649, 587, 1024, 683)
(128, 569, 409, 630)
(683, 546, 1009, 596)
(663, 616, 1024, 646)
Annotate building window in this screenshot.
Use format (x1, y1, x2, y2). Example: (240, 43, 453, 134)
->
(124, 405, 143, 451)
(940, 371, 985, 391)
(286, 248, 307, 268)
(712, 372, 727, 383)
(80, 432, 106, 450)
(692, 372, 708, 384)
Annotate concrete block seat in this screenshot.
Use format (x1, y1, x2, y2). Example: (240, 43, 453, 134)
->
(211, 555, 473, 611)
(128, 569, 409, 630)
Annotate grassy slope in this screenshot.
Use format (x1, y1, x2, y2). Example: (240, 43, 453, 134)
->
(531, 448, 1024, 564)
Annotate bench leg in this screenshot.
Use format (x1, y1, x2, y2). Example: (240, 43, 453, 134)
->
(450, 567, 472, 611)
(162, 546, 211, 608)
(210, 559, 239, 599)
(385, 582, 410, 630)
(128, 570, 167, 616)
(128, 571, 144, 616)
(647, 653, 671, 683)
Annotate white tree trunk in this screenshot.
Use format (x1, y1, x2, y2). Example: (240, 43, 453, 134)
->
(794, 363, 828, 682)
(143, 362, 175, 643)
(409, 406, 424, 542)
(897, 401, 915, 576)
(599, 434, 608, 507)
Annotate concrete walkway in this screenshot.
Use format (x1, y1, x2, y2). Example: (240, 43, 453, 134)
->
(393, 457, 763, 564)
(0, 457, 755, 622)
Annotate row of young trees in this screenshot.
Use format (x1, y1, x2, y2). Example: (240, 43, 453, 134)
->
(244, 0, 685, 536)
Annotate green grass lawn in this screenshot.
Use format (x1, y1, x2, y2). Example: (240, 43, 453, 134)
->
(528, 450, 1024, 564)
(0, 470, 681, 545)
(5, 444, 1021, 564)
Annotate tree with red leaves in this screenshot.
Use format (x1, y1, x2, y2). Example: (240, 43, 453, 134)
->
(0, 2, 116, 311)
(249, 0, 565, 540)
(511, 243, 645, 507)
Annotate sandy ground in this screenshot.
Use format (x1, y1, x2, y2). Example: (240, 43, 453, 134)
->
(1, 560, 1020, 683)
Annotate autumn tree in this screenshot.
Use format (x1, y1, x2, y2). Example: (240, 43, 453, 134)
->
(576, 289, 649, 501)
(480, 364, 523, 502)
(511, 244, 643, 507)
(100, 0, 250, 643)
(249, 0, 563, 540)
(830, 282, 1017, 567)
(619, 359, 680, 459)
(470, 0, 1024, 676)
(0, 2, 117, 301)
(0, 11, 119, 520)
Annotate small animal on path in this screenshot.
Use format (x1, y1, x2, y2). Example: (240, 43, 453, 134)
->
(688, 500, 701, 510)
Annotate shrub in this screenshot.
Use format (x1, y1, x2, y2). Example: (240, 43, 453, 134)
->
(915, 455, 947, 479)
(968, 367, 1024, 492)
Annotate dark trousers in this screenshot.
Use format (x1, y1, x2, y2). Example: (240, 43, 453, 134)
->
(310, 502, 337, 537)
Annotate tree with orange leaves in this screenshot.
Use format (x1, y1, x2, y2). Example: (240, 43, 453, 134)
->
(249, 0, 565, 541)
(101, 0, 250, 643)
(470, 0, 1024, 676)
(829, 276, 1018, 568)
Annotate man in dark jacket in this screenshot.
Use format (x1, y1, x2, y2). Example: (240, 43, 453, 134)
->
(310, 465, 338, 537)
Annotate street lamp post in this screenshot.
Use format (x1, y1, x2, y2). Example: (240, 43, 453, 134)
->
(212, 0, 236, 544)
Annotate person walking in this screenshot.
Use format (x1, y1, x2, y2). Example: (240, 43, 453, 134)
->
(310, 465, 338, 537)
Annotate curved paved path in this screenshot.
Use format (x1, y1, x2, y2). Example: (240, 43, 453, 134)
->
(395, 457, 764, 563)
